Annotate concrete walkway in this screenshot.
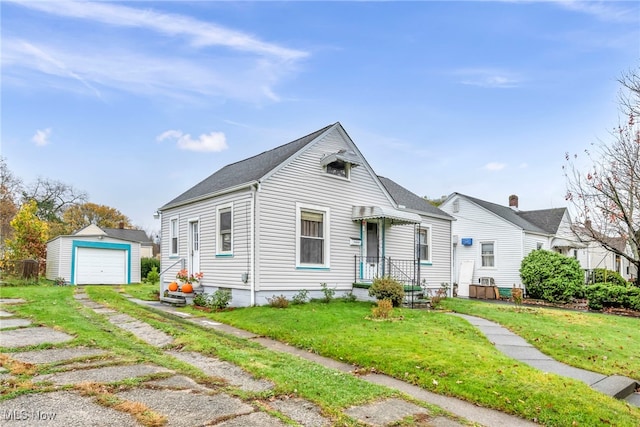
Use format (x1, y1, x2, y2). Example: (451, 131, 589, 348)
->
(451, 313, 640, 407)
(134, 298, 539, 427)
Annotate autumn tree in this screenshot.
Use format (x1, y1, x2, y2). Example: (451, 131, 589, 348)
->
(4, 200, 48, 261)
(0, 157, 23, 255)
(61, 202, 132, 233)
(564, 68, 640, 286)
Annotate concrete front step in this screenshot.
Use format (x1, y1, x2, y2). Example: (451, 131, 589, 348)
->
(591, 375, 639, 400)
(160, 295, 186, 307)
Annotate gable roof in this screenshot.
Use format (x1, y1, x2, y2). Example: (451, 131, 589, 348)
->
(378, 176, 453, 220)
(72, 225, 152, 244)
(161, 123, 335, 209)
(517, 208, 567, 234)
(102, 228, 153, 245)
(451, 193, 553, 234)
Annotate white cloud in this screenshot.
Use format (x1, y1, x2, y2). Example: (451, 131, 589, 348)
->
(8, 0, 307, 61)
(157, 130, 228, 153)
(455, 68, 522, 89)
(32, 128, 52, 146)
(552, 1, 639, 23)
(484, 162, 506, 171)
(4, 1, 309, 103)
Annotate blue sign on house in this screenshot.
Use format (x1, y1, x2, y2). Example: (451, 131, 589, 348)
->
(461, 238, 473, 246)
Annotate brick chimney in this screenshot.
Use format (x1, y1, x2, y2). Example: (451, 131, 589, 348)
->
(508, 194, 519, 209)
(118, 221, 125, 229)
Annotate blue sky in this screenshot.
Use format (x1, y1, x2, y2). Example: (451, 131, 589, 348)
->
(2, 1, 639, 232)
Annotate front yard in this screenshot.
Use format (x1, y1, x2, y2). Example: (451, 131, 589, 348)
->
(2, 283, 639, 426)
(194, 296, 639, 426)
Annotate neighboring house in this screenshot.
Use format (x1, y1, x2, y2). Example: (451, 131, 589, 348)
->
(439, 193, 583, 297)
(101, 226, 154, 259)
(46, 224, 146, 284)
(572, 226, 637, 282)
(157, 122, 453, 306)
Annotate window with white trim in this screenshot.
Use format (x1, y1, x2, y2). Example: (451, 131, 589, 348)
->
(297, 204, 330, 267)
(416, 227, 431, 262)
(481, 242, 495, 267)
(170, 217, 179, 256)
(217, 205, 233, 254)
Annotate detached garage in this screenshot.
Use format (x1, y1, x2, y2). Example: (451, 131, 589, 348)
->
(47, 225, 141, 285)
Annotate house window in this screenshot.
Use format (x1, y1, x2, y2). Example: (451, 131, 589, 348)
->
(416, 227, 430, 262)
(481, 242, 495, 267)
(170, 217, 179, 256)
(453, 199, 459, 213)
(297, 204, 330, 268)
(536, 242, 543, 250)
(217, 205, 232, 254)
(326, 160, 349, 178)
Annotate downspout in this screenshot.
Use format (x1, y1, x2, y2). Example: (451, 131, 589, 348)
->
(250, 184, 258, 306)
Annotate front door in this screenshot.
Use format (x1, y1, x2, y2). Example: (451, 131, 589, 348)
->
(189, 220, 200, 275)
(362, 222, 380, 280)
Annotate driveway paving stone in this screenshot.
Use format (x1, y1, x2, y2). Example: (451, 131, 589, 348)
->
(116, 388, 254, 427)
(5, 347, 107, 364)
(0, 390, 139, 426)
(34, 364, 172, 385)
(213, 411, 289, 426)
(0, 318, 32, 329)
(165, 349, 274, 392)
(0, 327, 73, 348)
(344, 398, 428, 427)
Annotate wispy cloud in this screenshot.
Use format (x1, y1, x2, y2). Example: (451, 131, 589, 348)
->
(484, 162, 506, 171)
(4, 1, 309, 103)
(552, 1, 639, 23)
(455, 68, 522, 88)
(32, 128, 52, 146)
(157, 130, 228, 153)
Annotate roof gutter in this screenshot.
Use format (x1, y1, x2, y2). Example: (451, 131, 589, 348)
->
(158, 181, 259, 212)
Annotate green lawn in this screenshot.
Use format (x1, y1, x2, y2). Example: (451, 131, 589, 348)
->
(2, 284, 638, 426)
(196, 298, 640, 426)
(0, 285, 401, 426)
(441, 298, 640, 379)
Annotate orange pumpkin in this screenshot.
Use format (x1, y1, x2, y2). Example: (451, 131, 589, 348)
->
(168, 282, 179, 292)
(181, 283, 193, 293)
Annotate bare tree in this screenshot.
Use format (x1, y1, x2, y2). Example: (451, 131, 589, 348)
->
(22, 177, 88, 222)
(564, 67, 640, 285)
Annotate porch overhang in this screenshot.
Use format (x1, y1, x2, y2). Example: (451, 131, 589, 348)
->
(551, 237, 586, 249)
(352, 206, 422, 225)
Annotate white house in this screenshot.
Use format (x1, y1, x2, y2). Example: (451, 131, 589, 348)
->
(439, 193, 583, 297)
(157, 122, 453, 306)
(572, 227, 637, 282)
(46, 224, 143, 285)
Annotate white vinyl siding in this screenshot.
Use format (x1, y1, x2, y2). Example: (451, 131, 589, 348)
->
(441, 195, 524, 289)
(160, 192, 252, 291)
(256, 127, 396, 291)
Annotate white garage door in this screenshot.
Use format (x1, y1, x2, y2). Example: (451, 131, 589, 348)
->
(76, 247, 127, 285)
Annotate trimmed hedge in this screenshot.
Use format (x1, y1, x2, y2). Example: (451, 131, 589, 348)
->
(585, 283, 640, 311)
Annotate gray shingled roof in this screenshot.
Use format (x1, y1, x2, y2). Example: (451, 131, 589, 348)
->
(378, 176, 453, 220)
(517, 208, 566, 234)
(102, 228, 153, 245)
(161, 123, 336, 209)
(455, 193, 549, 234)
